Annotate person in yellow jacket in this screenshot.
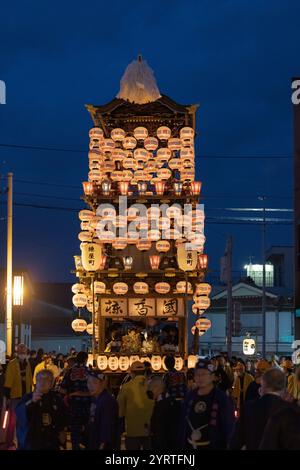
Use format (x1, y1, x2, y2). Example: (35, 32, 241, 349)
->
(4, 343, 32, 448)
(117, 361, 154, 450)
(231, 359, 254, 415)
(32, 355, 59, 388)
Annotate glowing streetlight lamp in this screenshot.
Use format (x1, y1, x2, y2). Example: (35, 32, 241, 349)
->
(13, 275, 24, 306)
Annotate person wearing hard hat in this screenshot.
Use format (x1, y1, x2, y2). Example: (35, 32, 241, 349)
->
(3, 343, 32, 448)
(245, 360, 272, 401)
(117, 361, 154, 450)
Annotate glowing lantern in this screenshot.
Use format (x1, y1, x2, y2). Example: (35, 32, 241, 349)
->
(71, 283, 85, 294)
(243, 338, 256, 356)
(195, 283, 212, 296)
(71, 319, 87, 332)
(180, 126, 194, 145)
(133, 282, 149, 294)
(123, 256, 133, 270)
(168, 158, 181, 170)
(86, 323, 93, 335)
(80, 220, 91, 231)
(157, 126, 171, 140)
(113, 240, 128, 250)
(93, 281, 106, 294)
(86, 297, 99, 313)
(79, 210, 95, 221)
(192, 303, 205, 315)
(82, 182, 94, 196)
(173, 181, 183, 196)
(101, 179, 112, 196)
(168, 138, 181, 151)
(181, 169, 195, 181)
(72, 294, 87, 308)
(123, 136, 137, 149)
(176, 281, 193, 294)
(97, 355, 108, 370)
(129, 355, 140, 366)
(134, 126, 148, 140)
(89, 127, 104, 139)
(134, 148, 148, 161)
(151, 355, 162, 371)
(144, 137, 158, 151)
(159, 217, 170, 230)
(180, 147, 194, 159)
(190, 181, 202, 196)
(174, 357, 184, 371)
(108, 356, 119, 371)
(155, 181, 165, 195)
(111, 128, 126, 141)
(157, 168, 172, 180)
(113, 282, 129, 295)
(197, 254, 209, 270)
(149, 255, 160, 270)
(123, 157, 137, 170)
(148, 206, 161, 219)
(196, 318, 211, 331)
(166, 206, 182, 218)
(111, 171, 123, 182)
(157, 148, 171, 160)
(137, 240, 152, 251)
(119, 181, 130, 195)
(119, 356, 130, 371)
(101, 138, 115, 151)
(103, 160, 115, 172)
(188, 355, 198, 369)
(88, 170, 102, 182)
(148, 230, 161, 241)
(156, 240, 170, 253)
(146, 159, 156, 172)
(81, 242, 103, 271)
(194, 296, 211, 310)
(177, 244, 198, 271)
(112, 149, 126, 162)
(155, 282, 170, 294)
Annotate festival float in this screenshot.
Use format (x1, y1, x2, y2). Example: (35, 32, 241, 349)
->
(72, 56, 211, 373)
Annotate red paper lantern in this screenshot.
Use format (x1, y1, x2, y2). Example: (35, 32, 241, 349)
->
(197, 254, 208, 270)
(119, 181, 129, 195)
(190, 181, 202, 196)
(82, 182, 94, 196)
(155, 181, 166, 196)
(149, 255, 160, 270)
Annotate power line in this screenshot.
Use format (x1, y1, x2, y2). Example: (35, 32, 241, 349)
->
(0, 142, 294, 159)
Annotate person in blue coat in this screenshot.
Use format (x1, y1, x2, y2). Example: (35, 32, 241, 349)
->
(180, 360, 235, 450)
(86, 369, 120, 450)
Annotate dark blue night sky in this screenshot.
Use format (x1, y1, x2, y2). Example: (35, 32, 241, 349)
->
(0, 0, 297, 282)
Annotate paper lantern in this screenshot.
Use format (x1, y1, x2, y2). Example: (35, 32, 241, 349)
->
(195, 283, 212, 296)
(81, 242, 103, 271)
(89, 127, 104, 140)
(99, 207, 116, 219)
(88, 169, 102, 182)
(144, 137, 158, 151)
(133, 282, 149, 294)
(123, 136, 137, 149)
(103, 160, 115, 173)
(243, 338, 256, 356)
(188, 355, 198, 369)
(97, 355, 108, 370)
(176, 281, 193, 294)
(174, 357, 184, 371)
(123, 157, 137, 170)
(196, 318, 211, 331)
(134, 148, 148, 161)
(149, 255, 160, 270)
(72, 294, 87, 308)
(113, 282, 129, 295)
(78, 230, 94, 242)
(168, 138, 181, 151)
(71, 283, 85, 294)
(148, 230, 161, 241)
(129, 355, 140, 366)
(177, 244, 198, 271)
(118, 356, 130, 371)
(97, 231, 115, 243)
(146, 158, 156, 172)
(168, 158, 181, 170)
(108, 356, 119, 371)
(134, 126, 148, 140)
(111, 128, 126, 141)
(181, 169, 195, 181)
(82, 182, 94, 196)
(158, 217, 170, 230)
(180, 126, 194, 142)
(192, 303, 205, 315)
(80, 220, 91, 231)
(197, 254, 209, 270)
(151, 355, 162, 371)
(93, 281, 106, 294)
(157, 147, 171, 160)
(113, 240, 128, 250)
(166, 206, 182, 218)
(155, 181, 165, 195)
(180, 147, 194, 159)
(79, 210, 95, 221)
(86, 323, 93, 335)
(156, 240, 170, 253)
(101, 138, 115, 151)
(119, 181, 130, 195)
(148, 206, 161, 219)
(157, 168, 172, 180)
(86, 296, 99, 313)
(190, 181, 202, 196)
(137, 216, 149, 230)
(157, 126, 171, 140)
(194, 296, 211, 310)
(71, 319, 87, 332)
(155, 282, 170, 294)
(137, 240, 152, 251)
(111, 171, 123, 182)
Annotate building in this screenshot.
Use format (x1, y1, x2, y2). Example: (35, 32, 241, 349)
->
(197, 246, 294, 357)
(294, 80, 300, 339)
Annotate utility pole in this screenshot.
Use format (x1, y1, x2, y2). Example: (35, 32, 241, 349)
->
(259, 196, 267, 357)
(226, 237, 233, 358)
(6, 173, 13, 357)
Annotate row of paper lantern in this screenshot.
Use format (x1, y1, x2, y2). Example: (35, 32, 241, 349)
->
(89, 354, 198, 372)
(78, 231, 205, 247)
(89, 146, 195, 164)
(88, 153, 195, 171)
(87, 169, 195, 184)
(79, 208, 205, 223)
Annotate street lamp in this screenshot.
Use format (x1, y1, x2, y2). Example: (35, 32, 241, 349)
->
(13, 275, 24, 306)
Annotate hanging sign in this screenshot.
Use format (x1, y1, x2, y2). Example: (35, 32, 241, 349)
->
(100, 298, 127, 317)
(128, 298, 155, 317)
(177, 243, 197, 271)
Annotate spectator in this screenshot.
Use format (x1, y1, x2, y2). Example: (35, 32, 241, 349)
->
(245, 359, 271, 401)
(232, 359, 254, 414)
(230, 367, 289, 449)
(117, 361, 154, 450)
(259, 402, 300, 449)
(86, 369, 119, 450)
(33, 354, 60, 387)
(148, 376, 179, 450)
(16, 369, 68, 450)
(181, 360, 235, 450)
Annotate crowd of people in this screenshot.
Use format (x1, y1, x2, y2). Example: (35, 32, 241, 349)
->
(1, 344, 300, 450)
